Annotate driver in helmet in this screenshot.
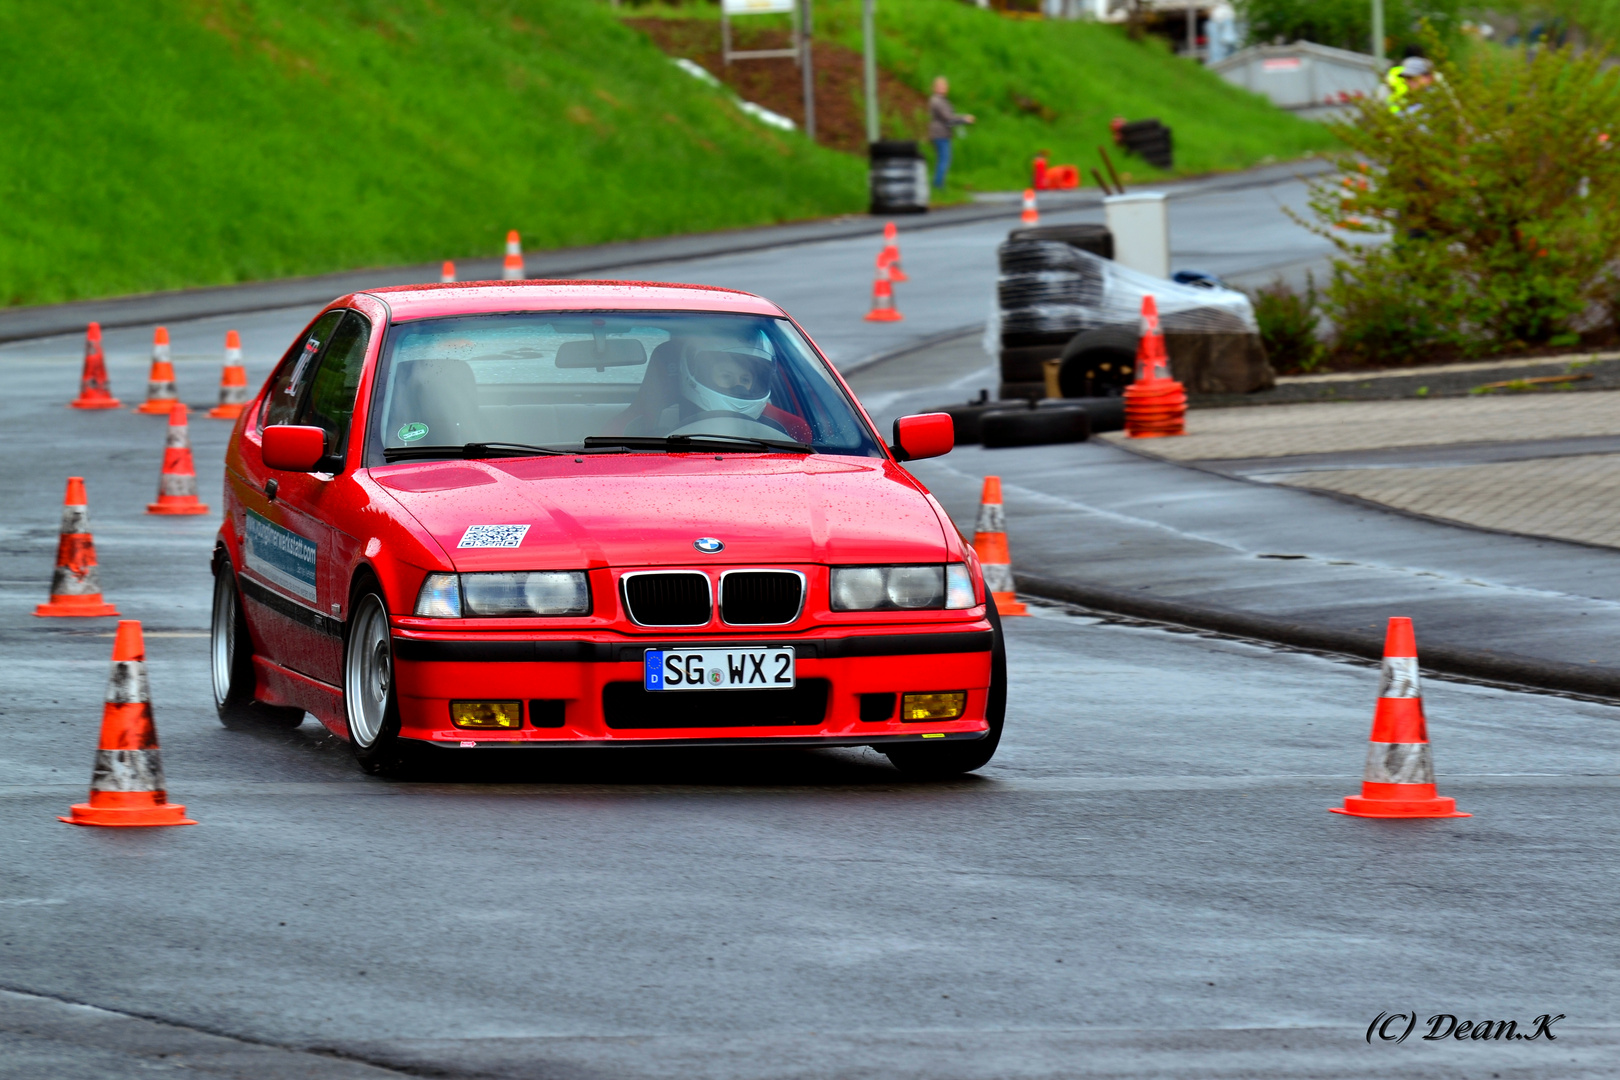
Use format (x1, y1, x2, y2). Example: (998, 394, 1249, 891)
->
(676, 334, 774, 422)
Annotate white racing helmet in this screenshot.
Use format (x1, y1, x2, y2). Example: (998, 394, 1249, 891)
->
(677, 333, 775, 419)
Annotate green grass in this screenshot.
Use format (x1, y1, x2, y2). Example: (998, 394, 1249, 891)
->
(625, 0, 1340, 192)
(0, 0, 865, 306)
(819, 0, 1340, 190)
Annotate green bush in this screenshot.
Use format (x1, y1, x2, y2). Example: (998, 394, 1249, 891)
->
(1238, 0, 1463, 54)
(1250, 276, 1326, 373)
(1304, 40, 1620, 362)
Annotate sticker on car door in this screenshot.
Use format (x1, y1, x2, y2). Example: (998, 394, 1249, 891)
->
(244, 509, 318, 601)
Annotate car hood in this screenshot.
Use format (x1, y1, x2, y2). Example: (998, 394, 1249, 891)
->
(369, 454, 952, 570)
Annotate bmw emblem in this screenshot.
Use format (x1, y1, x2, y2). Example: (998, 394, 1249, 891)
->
(694, 537, 724, 554)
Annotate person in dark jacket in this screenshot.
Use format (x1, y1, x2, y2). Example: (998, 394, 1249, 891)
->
(927, 77, 975, 189)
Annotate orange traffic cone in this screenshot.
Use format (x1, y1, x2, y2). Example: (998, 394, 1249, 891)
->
(972, 477, 1028, 617)
(1021, 188, 1039, 226)
(69, 322, 120, 410)
(35, 477, 118, 618)
(60, 621, 196, 827)
(878, 221, 909, 283)
(440, 260, 457, 283)
(1332, 618, 1470, 819)
(208, 330, 250, 420)
(134, 327, 179, 415)
(1123, 296, 1186, 438)
(864, 264, 903, 323)
(146, 403, 210, 515)
(502, 231, 524, 280)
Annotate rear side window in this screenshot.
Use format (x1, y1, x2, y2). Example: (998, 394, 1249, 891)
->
(296, 312, 371, 465)
(261, 310, 345, 429)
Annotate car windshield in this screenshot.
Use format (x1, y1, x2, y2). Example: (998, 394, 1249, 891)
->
(366, 312, 883, 462)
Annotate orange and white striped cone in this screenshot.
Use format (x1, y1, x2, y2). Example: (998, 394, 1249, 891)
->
(440, 260, 457, 283)
(1021, 188, 1039, 226)
(134, 327, 179, 415)
(146, 403, 210, 515)
(1123, 295, 1187, 438)
(208, 330, 250, 420)
(69, 322, 121, 410)
(879, 220, 908, 283)
(502, 231, 524, 280)
(60, 621, 196, 827)
(1332, 618, 1470, 819)
(34, 477, 119, 618)
(863, 263, 904, 323)
(972, 476, 1028, 617)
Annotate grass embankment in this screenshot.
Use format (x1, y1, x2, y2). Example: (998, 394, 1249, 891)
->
(623, 0, 1340, 192)
(0, 0, 865, 307)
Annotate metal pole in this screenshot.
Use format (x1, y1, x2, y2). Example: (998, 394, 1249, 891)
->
(801, 0, 816, 142)
(863, 0, 879, 145)
(1371, 0, 1385, 62)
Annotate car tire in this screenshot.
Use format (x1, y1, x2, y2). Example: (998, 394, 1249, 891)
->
(931, 401, 1026, 446)
(1059, 324, 1139, 398)
(211, 553, 305, 730)
(980, 405, 1090, 448)
(884, 602, 1007, 779)
(344, 589, 412, 777)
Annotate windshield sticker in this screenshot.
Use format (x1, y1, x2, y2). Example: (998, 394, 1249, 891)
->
(457, 524, 530, 549)
(244, 510, 318, 601)
(397, 422, 429, 443)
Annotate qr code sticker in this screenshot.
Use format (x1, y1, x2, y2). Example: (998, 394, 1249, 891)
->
(457, 524, 531, 549)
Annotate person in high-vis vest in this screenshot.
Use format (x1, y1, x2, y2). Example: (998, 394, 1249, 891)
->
(1387, 56, 1434, 115)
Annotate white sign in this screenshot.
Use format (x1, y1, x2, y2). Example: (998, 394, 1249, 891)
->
(723, 0, 796, 13)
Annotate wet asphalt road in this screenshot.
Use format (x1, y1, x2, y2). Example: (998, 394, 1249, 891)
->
(4, 176, 1618, 1078)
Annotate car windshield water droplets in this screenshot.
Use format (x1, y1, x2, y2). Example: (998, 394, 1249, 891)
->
(368, 313, 882, 462)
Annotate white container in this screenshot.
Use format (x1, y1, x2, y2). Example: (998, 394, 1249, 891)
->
(1103, 192, 1169, 280)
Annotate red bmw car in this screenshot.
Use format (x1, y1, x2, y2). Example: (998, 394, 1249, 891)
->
(210, 281, 1006, 776)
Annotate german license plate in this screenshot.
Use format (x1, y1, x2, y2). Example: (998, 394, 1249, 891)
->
(644, 648, 795, 691)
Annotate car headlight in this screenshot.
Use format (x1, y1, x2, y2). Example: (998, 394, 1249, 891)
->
(414, 571, 590, 617)
(831, 564, 977, 612)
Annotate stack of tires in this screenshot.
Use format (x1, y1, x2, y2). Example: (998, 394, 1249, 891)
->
(1119, 119, 1173, 170)
(869, 141, 930, 215)
(996, 224, 1112, 400)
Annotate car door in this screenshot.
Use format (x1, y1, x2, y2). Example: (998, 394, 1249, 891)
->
(234, 309, 366, 685)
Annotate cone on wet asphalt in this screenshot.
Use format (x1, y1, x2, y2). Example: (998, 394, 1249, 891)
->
(134, 327, 179, 415)
(864, 263, 903, 323)
(147, 403, 210, 515)
(208, 330, 250, 420)
(69, 322, 121, 410)
(878, 221, 908, 283)
(502, 231, 524, 280)
(972, 476, 1028, 617)
(440, 260, 457, 283)
(35, 477, 119, 618)
(1332, 617, 1470, 819)
(1021, 188, 1039, 226)
(60, 621, 196, 827)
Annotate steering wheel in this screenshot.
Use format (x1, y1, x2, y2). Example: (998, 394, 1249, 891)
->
(667, 410, 794, 440)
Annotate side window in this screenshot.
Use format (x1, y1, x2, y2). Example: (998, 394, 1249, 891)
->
(295, 312, 371, 467)
(260, 310, 345, 430)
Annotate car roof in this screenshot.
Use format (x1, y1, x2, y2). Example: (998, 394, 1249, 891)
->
(362, 280, 788, 322)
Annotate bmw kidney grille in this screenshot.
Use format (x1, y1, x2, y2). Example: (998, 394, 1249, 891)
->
(622, 572, 712, 626)
(720, 571, 804, 625)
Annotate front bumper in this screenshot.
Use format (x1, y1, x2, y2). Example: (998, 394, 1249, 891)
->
(389, 624, 995, 747)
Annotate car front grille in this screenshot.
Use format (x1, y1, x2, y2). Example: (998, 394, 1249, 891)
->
(601, 679, 830, 728)
(622, 572, 712, 626)
(720, 571, 803, 625)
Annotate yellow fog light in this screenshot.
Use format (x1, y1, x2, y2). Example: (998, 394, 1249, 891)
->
(900, 692, 967, 721)
(450, 701, 523, 729)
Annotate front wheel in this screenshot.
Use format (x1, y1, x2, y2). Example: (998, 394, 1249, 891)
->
(883, 602, 1008, 779)
(211, 554, 305, 729)
(343, 590, 411, 776)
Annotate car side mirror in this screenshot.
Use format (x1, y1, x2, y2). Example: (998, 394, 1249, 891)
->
(262, 425, 327, 472)
(892, 413, 954, 462)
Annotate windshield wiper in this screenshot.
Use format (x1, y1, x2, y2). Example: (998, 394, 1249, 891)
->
(582, 434, 812, 454)
(382, 442, 588, 463)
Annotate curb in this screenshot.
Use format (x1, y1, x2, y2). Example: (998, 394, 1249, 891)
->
(1014, 569, 1620, 701)
(0, 159, 1333, 346)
